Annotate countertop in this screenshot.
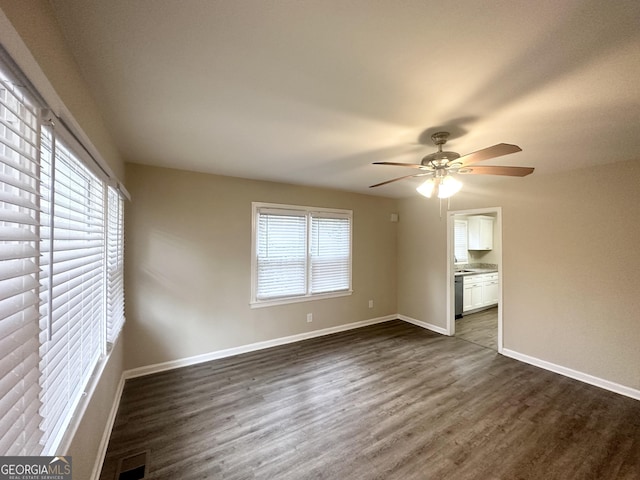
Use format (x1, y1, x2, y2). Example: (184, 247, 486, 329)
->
(454, 268, 498, 277)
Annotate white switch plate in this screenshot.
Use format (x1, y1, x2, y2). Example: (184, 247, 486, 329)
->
(306, 313, 313, 323)
(368, 300, 373, 308)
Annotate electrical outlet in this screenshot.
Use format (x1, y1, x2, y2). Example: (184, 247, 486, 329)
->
(368, 300, 374, 308)
(306, 313, 313, 323)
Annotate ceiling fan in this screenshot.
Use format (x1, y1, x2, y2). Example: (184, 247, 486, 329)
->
(370, 132, 534, 198)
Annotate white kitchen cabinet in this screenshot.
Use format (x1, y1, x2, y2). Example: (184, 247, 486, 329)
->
(471, 282, 484, 309)
(463, 274, 484, 312)
(463, 283, 475, 311)
(482, 273, 499, 306)
(463, 272, 498, 312)
(468, 215, 494, 250)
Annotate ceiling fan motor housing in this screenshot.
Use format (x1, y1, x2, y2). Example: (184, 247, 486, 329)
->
(421, 132, 460, 167)
(421, 151, 461, 167)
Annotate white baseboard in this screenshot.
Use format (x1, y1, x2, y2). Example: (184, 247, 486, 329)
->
(398, 314, 449, 336)
(90, 374, 126, 480)
(502, 348, 640, 401)
(124, 314, 397, 380)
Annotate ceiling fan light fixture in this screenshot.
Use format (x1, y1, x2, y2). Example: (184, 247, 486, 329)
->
(437, 174, 462, 198)
(416, 177, 436, 198)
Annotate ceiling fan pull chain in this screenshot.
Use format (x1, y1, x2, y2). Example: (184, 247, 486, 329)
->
(439, 197, 451, 218)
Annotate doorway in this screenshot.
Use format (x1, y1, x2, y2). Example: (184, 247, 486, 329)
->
(446, 207, 503, 353)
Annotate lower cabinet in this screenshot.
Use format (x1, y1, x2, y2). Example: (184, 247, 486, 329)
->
(483, 276, 499, 305)
(463, 281, 482, 311)
(463, 273, 498, 313)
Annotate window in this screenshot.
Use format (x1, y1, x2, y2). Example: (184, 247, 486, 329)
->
(106, 186, 125, 344)
(0, 55, 126, 456)
(0, 67, 42, 455)
(454, 219, 468, 264)
(310, 214, 351, 294)
(252, 203, 352, 306)
(39, 127, 106, 453)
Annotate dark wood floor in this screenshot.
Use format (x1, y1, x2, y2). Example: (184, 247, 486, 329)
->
(100, 320, 640, 480)
(456, 307, 498, 350)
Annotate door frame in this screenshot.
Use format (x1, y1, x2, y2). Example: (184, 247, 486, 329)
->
(446, 206, 503, 353)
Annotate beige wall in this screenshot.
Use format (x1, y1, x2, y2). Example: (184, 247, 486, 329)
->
(124, 163, 398, 370)
(66, 339, 124, 479)
(398, 159, 640, 390)
(0, 3, 126, 478)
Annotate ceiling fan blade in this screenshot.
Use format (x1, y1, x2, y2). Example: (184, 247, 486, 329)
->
(458, 143, 522, 166)
(459, 165, 534, 177)
(369, 173, 429, 188)
(373, 161, 426, 170)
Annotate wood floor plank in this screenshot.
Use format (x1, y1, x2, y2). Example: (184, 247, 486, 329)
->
(100, 320, 640, 480)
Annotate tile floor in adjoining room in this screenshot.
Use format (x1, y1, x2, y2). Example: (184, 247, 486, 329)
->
(456, 306, 498, 350)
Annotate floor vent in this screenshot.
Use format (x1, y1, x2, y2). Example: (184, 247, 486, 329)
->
(115, 451, 149, 480)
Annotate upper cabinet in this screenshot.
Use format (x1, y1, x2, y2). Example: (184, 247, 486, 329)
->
(468, 215, 494, 250)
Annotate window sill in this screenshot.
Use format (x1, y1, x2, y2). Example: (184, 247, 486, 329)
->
(250, 290, 353, 308)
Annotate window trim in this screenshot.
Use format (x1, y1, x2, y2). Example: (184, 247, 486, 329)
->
(250, 202, 353, 308)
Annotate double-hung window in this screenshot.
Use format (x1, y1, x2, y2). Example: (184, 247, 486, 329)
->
(454, 219, 468, 265)
(0, 64, 42, 455)
(251, 203, 352, 306)
(106, 186, 125, 344)
(38, 126, 106, 453)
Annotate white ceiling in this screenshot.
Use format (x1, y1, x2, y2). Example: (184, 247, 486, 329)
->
(49, 0, 640, 198)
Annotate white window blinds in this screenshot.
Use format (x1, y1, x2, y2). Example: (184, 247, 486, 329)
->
(310, 214, 351, 294)
(253, 204, 352, 305)
(0, 50, 127, 456)
(454, 219, 468, 264)
(256, 210, 307, 300)
(0, 71, 43, 455)
(106, 186, 125, 343)
(38, 127, 105, 453)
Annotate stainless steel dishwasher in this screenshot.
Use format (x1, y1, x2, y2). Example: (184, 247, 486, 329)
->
(455, 276, 463, 319)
